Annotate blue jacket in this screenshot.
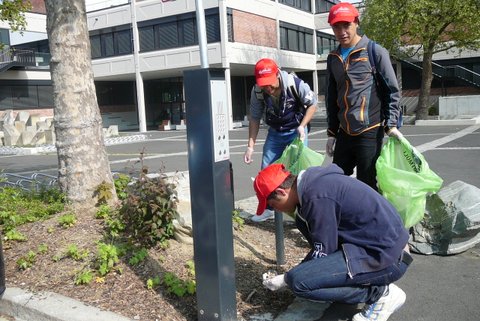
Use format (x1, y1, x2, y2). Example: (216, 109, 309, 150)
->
(326, 35, 401, 137)
(296, 164, 409, 278)
(250, 70, 317, 132)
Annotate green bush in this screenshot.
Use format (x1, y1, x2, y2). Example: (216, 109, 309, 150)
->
(113, 173, 131, 200)
(428, 104, 439, 116)
(119, 174, 178, 247)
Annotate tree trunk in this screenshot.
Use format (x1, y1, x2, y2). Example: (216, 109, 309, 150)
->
(415, 50, 434, 120)
(45, 0, 117, 211)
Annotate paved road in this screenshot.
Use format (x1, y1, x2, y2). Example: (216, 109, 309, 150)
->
(3, 123, 480, 200)
(1, 122, 480, 321)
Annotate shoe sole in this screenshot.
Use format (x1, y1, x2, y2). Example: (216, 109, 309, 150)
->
(353, 287, 406, 321)
(250, 216, 274, 222)
(250, 214, 275, 222)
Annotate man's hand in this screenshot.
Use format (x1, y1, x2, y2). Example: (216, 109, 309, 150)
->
(387, 127, 404, 140)
(297, 125, 306, 142)
(244, 147, 254, 164)
(326, 137, 336, 157)
(262, 273, 287, 291)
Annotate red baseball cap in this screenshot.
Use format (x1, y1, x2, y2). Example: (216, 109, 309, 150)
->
(328, 2, 359, 25)
(254, 58, 279, 87)
(253, 164, 291, 215)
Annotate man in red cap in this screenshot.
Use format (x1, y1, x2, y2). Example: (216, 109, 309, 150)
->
(245, 58, 317, 222)
(253, 163, 412, 321)
(326, 2, 403, 191)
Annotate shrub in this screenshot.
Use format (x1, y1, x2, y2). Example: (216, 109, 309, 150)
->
(119, 174, 178, 247)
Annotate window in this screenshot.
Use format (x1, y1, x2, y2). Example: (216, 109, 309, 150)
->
(90, 36, 102, 58)
(0, 28, 9, 46)
(280, 22, 314, 54)
(116, 29, 132, 55)
(205, 13, 220, 42)
(96, 82, 134, 106)
(139, 26, 155, 51)
(138, 8, 220, 53)
(89, 25, 132, 59)
(317, 32, 338, 56)
(37, 85, 54, 107)
(179, 19, 196, 46)
(315, 0, 337, 14)
(102, 33, 114, 57)
(0, 86, 12, 109)
(279, 0, 311, 13)
(226, 10, 233, 42)
(157, 21, 178, 49)
(0, 82, 53, 110)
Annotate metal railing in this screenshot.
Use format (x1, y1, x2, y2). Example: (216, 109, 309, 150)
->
(445, 64, 480, 87)
(0, 173, 58, 192)
(399, 56, 480, 88)
(0, 47, 39, 72)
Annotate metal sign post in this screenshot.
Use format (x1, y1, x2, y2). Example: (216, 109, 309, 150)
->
(184, 68, 237, 321)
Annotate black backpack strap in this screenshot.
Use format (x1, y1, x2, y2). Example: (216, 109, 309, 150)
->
(368, 40, 379, 84)
(254, 84, 264, 101)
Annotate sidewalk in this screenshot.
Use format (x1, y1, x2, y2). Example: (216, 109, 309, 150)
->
(0, 287, 132, 321)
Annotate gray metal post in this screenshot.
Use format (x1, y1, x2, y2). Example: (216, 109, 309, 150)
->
(184, 68, 237, 321)
(195, 0, 209, 68)
(274, 211, 285, 266)
(130, 0, 146, 132)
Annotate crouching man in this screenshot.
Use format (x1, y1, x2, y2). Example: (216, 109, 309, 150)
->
(253, 163, 412, 321)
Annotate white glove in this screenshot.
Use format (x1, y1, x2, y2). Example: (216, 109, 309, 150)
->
(244, 147, 254, 164)
(387, 127, 404, 140)
(262, 273, 287, 291)
(297, 125, 306, 142)
(326, 137, 336, 157)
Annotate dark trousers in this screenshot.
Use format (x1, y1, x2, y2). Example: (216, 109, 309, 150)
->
(333, 128, 384, 191)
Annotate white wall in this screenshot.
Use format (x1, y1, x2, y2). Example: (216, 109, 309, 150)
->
(439, 95, 480, 119)
(86, 0, 129, 12)
(4, 12, 47, 46)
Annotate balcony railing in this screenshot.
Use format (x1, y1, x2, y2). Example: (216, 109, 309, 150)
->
(0, 47, 50, 72)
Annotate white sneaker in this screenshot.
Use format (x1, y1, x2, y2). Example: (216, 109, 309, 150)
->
(353, 283, 406, 321)
(251, 209, 275, 222)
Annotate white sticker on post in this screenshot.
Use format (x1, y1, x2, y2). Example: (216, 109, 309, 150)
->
(210, 80, 230, 162)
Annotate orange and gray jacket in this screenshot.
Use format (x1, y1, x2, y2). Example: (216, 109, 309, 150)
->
(326, 35, 401, 137)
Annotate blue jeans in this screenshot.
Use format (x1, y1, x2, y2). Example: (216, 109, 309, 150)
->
(261, 127, 308, 169)
(285, 250, 410, 304)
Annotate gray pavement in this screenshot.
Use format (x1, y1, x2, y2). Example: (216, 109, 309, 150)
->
(1, 116, 480, 321)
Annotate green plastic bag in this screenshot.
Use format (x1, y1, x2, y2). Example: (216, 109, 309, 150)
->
(376, 137, 443, 228)
(274, 137, 325, 175)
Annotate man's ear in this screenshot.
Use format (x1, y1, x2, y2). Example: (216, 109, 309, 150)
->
(274, 187, 288, 197)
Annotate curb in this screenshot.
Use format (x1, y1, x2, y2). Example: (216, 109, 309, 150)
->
(0, 288, 132, 321)
(415, 117, 480, 126)
(0, 134, 147, 156)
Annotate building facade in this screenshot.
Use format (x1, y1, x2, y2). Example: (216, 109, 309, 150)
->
(1, 0, 479, 131)
(85, 0, 340, 131)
